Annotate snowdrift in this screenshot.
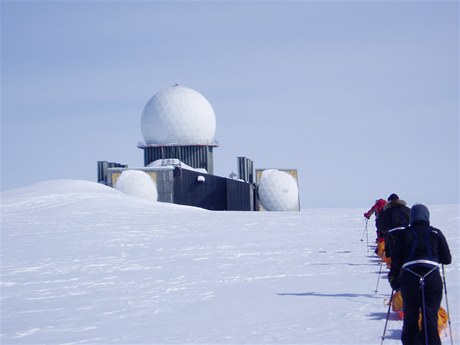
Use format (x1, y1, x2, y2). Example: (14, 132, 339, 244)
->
(1, 180, 458, 344)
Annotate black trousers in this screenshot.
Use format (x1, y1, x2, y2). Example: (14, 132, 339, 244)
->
(400, 266, 443, 345)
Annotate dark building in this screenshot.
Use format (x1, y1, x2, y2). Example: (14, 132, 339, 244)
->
(98, 161, 254, 211)
(172, 168, 254, 211)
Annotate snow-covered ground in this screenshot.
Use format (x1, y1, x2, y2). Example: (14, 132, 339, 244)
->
(1, 180, 458, 345)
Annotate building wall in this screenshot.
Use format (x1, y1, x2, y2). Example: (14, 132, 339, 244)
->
(143, 146, 214, 174)
(226, 177, 254, 211)
(97, 161, 128, 184)
(173, 169, 253, 211)
(105, 166, 253, 211)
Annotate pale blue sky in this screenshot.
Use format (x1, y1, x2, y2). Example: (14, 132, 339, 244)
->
(1, 1, 458, 208)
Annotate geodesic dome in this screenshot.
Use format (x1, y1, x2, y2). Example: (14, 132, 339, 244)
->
(141, 85, 216, 146)
(114, 170, 158, 202)
(258, 169, 299, 211)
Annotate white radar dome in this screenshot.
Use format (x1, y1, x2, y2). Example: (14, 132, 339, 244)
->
(258, 169, 299, 211)
(141, 85, 216, 145)
(114, 170, 158, 202)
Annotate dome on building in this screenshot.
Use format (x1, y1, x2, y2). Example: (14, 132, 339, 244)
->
(258, 169, 299, 211)
(114, 170, 158, 202)
(141, 85, 217, 146)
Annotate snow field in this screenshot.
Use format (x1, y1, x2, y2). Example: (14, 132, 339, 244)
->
(1, 180, 458, 344)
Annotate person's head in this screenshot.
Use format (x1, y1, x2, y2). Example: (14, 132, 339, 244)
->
(376, 199, 387, 208)
(388, 193, 399, 201)
(410, 204, 430, 225)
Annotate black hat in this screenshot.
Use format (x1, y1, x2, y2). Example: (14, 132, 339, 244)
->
(388, 193, 399, 201)
(410, 204, 430, 225)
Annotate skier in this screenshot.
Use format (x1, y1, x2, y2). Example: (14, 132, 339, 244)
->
(388, 204, 452, 345)
(380, 194, 410, 234)
(364, 198, 387, 240)
(380, 193, 410, 259)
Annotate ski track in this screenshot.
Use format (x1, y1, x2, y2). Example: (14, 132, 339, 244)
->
(1, 181, 458, 344)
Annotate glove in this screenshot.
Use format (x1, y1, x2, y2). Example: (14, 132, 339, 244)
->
(388, 274, 401, 291)
(364, 212, 370, 219)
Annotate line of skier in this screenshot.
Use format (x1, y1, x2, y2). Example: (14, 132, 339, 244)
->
(364, 194, 452, 345)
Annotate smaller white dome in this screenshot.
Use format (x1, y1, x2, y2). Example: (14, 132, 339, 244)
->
(258, 169, 299, 211)
(141, 85, 216, 145)
(114, 170, 158, 202)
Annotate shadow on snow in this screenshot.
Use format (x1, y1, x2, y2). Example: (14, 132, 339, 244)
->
(277, 292, 381, 299)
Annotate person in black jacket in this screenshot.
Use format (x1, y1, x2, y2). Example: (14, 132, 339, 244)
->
(388, 204, 452, 345)
(380, 193, 410, 259)
(380, 193, 410, 234)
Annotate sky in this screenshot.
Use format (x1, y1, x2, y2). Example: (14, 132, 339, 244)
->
(1, 0, 459, 208)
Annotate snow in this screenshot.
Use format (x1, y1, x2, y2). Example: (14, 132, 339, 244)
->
(1, 179, 458, 345)
(147, 158, 208, 174)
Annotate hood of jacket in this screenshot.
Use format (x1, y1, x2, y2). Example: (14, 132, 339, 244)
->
(410, 204, 430, 225)
(383, 199, 407, 211)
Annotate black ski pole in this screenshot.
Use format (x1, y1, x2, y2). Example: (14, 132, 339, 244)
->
(365, 219, 369, 252)
(442, 264, 454, 345)
(361, 219, 369, 252)
(420, 277, 429, 345)
(360, 219, 367, 242)
(381, 289, 394, 345)
(375, 260, 383, 293)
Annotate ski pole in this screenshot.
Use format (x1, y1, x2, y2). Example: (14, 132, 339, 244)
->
(442, 264, 454, 345)
(375, 260, 383, 293)
(360, 219, 367, 242)
(381, 289, 394, 345)
(365, 219, 369, 252)
(361, 219, 369, 252)
(420, 277, 429, 345)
